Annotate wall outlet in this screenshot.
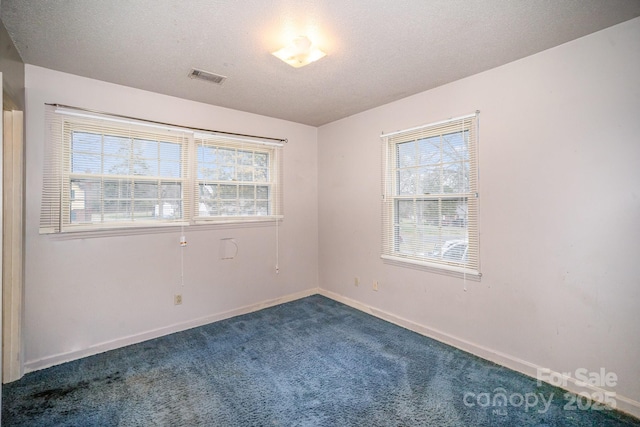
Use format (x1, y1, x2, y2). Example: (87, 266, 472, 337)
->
(174, 294, 183, 305)
(373, 281, 379, 291)
(354, 277, 360, 287)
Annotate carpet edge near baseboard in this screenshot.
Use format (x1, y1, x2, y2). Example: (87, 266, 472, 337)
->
(317, 288, 640, 420)
(21, 286, 640, 420)
(23, 287, 321, 374)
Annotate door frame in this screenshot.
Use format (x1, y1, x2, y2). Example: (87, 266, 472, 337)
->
(2, 107, 24, 383)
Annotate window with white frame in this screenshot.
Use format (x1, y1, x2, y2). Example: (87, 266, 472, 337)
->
(381, 112, 480, 276)
(40, 105, 283, 234)
(195, 134, 278, 220)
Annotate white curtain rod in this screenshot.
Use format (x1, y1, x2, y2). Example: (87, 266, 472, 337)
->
(47, 103, 288, 144)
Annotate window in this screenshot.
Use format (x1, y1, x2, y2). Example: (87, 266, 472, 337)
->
(381, 112, 480, 276)
(195, 134, 278, 220)
(68, 129, 186, 225)
(40, 105, 283, 233)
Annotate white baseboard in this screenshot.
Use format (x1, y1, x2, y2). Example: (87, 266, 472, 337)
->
(22, 287, 640, 419)
(318, 289, 640, 420)
(24, 287, 319, 374)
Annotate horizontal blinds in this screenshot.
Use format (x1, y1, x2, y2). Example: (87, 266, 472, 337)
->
(40, 108, 64, 233)
(381, 113, 480, 275)
(41, 105, 286, 234)
(41, 106, 192, 233)
(194, 133, 283, 222)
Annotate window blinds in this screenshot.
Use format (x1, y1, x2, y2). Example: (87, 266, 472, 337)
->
(41, 105, 284, 234)
(381, 112, 480, 275)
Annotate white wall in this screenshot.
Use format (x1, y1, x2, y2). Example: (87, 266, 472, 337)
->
(318, 17, 640, 411)
(24, 65, 318, 369)
(0, 70, 4, 408)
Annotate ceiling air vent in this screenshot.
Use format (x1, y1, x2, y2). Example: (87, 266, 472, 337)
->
(188, 68, 227, 85)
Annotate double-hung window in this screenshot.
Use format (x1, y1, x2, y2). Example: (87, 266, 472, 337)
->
(40, 105, 283, 234)
(381, 112, 480, 276)
(67, 127, 187, 226)
(195, 134, 280, 221)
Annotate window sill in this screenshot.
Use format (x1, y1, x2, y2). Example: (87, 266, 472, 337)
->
(381, 254, 481, 280)
(193, 215, 283, 225)
(41, 217, 282, 240)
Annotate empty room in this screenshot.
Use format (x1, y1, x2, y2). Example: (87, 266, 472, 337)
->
(1, 1, 639, 425)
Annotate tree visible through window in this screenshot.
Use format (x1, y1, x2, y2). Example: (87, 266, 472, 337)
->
(40, 105, 284, 233)
(196, 141, 273, 218)
(69, 132, 184, 224)
(381, 113, 480, 275)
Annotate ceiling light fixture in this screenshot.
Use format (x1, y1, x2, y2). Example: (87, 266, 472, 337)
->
(272, 36, 326, 68)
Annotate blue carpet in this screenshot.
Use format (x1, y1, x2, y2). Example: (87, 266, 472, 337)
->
(3, 295, 639, 426)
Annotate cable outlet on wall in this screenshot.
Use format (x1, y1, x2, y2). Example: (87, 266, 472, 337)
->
(174, 294, 183, 305)
(354, 277, 360, 287)
(373, 281, 379, 291)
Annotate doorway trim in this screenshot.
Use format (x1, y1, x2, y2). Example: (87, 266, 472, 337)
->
(3, 109, 24, 383)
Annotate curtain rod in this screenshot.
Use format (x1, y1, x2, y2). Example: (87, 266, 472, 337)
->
(46, 103, 288, 143)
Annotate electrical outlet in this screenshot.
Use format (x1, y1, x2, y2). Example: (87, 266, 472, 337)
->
(373, 281, 379, 291)
(354, 277, 360, 287)
(174, 294, 183, 305)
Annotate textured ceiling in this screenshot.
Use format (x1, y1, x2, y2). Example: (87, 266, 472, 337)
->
(2, 0, 640, 126)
